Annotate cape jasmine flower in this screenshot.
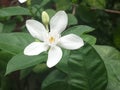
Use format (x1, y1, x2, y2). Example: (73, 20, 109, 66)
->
(24, 11, 84, 68)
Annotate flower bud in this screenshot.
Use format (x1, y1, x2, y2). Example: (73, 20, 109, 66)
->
(42, 11, 49, 25)
(18, 0, 27, 3)
(27, 0, 31, 6)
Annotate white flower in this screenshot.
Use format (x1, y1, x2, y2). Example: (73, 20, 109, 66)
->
(24, 11, 84, 68)
(18, 0, 27, 3)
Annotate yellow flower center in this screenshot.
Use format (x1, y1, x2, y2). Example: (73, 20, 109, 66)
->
(49, 36, 55, 44)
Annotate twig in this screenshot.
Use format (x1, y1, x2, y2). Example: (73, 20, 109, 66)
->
(72, 4, 77, 15)
(104, 9, 120, 14)
(91, 8, 120, 14)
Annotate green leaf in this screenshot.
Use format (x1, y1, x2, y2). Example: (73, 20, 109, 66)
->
(68, 44, 107, 90)
(84, 0, 106, 9)
(63, 25, 94, 36)
(3, 22, 16, 33)
(5, 53, 47, 75)
(62, 25, 96, 45)
(113, 27, 120, 49)
(0, 23, 3, 32)
(0, 33, 34, 54)
(0, 6, 30, 17)
(45, 9, 56, 18)
(42, 43, 108, 90)
(81, 34, 96, 45)
(0, 51, 13, 71)
(42, 70, 67, 90)
(68, 14, 78, 26)
(32, 0, 50, 7)
(72, 0, 81, 4)
(76, 5, 96, 23)
(56, 49, 70, 74)
(20, 68, 32, 79)
(94, 45, 120, 90)
(39, 0, 50, 7)
(54, 0, 72, 10)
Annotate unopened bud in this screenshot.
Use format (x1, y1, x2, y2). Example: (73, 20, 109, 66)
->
(42, 11, 49, 25)
(27, 0, 31, 6)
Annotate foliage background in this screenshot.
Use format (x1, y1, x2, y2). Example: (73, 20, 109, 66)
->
(0, 0, 120, 90)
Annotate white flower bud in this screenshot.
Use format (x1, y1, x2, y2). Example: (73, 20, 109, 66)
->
(42, 11, 49, 25)
(18, 0, 27, 3)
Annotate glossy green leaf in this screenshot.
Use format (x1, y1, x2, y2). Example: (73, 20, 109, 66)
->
(54, 0, 72, 10)
(84, 0, 106, 9)
(42, 43, 107, 90)
(113, 27, 120, 49)
(5, 53, 47, 75)
(0, 6, 30, 17)
(46, 9, 56, 18)
(20, 68, 32, 79)
(0, 23, 3, 32)
(40, 0, 50, 7)
(81, 34, 96, 45)
(62, 25, 96, 45)
(94, 45, 120, 90)
(56, 49, 70, 74)
(76, 5, 96, 23)
(0, 51, 13, 71)
(63, 25, 94, 36)
(32, 0, 50, 7)
(3, 22, 16, 33)
(0, 33, 34, 54)
(42, 70, 67, 90)
(68, 14, 78, 26)
(72, 0, 81, 4)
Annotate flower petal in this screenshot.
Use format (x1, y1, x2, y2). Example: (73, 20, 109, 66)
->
(50, 11, 68, 34)
(26, 19, 47, 41)
(18, 0, 27, 3)
(47, 46, 62, 68)
(24, 42, 48, 56)
(58, 34, 84, 50)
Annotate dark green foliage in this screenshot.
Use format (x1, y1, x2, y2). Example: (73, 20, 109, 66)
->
(0, 0, 120, 90)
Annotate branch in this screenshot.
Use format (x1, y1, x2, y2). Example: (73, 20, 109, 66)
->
(72, 4, 78, 15)
(104, 9, 120, 14)
(91, 8, 120, 14)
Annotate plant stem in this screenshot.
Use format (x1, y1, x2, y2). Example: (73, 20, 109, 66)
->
(45, 25, 49, 32)
(72, 4, 77, 15)
(91, 8, 120, 14)
(104, 9, 120, 14)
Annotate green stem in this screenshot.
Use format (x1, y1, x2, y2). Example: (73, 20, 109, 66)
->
(45, 25, 49, 32)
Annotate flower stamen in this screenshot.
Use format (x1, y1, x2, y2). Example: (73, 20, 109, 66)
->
(49, 36, 55, 44)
